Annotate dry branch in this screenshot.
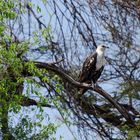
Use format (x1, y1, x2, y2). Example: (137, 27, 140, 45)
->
(34, 61, 135, 126)
(21, 96, 54, 108)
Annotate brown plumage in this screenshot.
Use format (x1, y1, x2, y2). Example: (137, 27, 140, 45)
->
(79, 45, 108, 95)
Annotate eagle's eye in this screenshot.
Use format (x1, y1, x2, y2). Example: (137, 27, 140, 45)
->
(102, 45, 109, 48)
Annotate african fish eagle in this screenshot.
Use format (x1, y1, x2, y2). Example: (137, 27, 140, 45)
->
(79, 45, 108, 94)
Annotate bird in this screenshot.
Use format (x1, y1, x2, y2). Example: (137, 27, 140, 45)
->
(79, 45, 109, 94)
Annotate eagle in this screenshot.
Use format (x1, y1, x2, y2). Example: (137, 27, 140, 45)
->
(79, 45, 108, 94)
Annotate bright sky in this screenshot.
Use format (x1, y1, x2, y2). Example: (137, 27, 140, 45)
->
(9, 0, 118, 139)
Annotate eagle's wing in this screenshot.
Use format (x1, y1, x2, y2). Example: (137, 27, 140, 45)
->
(79, 52, 97, 83)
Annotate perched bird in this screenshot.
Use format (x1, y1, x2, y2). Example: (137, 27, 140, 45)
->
(79, 45, 108, 94)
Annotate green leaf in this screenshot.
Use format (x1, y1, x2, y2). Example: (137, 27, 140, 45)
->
(0, 25, 5, 34)
(37, 5, 41, 13)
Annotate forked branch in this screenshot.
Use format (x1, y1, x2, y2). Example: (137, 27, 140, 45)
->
(34, 61, 135, 126)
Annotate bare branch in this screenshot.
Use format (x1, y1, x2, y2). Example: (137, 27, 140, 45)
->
(21, 96, 54, 108)
(33, 61, 135, 126)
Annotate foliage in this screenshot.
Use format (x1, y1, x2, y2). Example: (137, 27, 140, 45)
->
(0, 0, 140, 140)
(0, 0, 61, 139)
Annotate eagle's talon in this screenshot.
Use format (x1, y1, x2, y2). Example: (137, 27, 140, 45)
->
(90, 81, 95, 88)
(90, 81, 99, 89)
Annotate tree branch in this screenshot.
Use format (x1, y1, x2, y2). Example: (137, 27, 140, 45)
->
(21, 96, 54, 108)
(33, 61, 135, 126)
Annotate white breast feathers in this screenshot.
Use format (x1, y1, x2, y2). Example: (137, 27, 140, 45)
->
(96, 51, 106, 71)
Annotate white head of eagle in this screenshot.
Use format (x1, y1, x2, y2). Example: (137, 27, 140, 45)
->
(79, 45, 108, 94)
